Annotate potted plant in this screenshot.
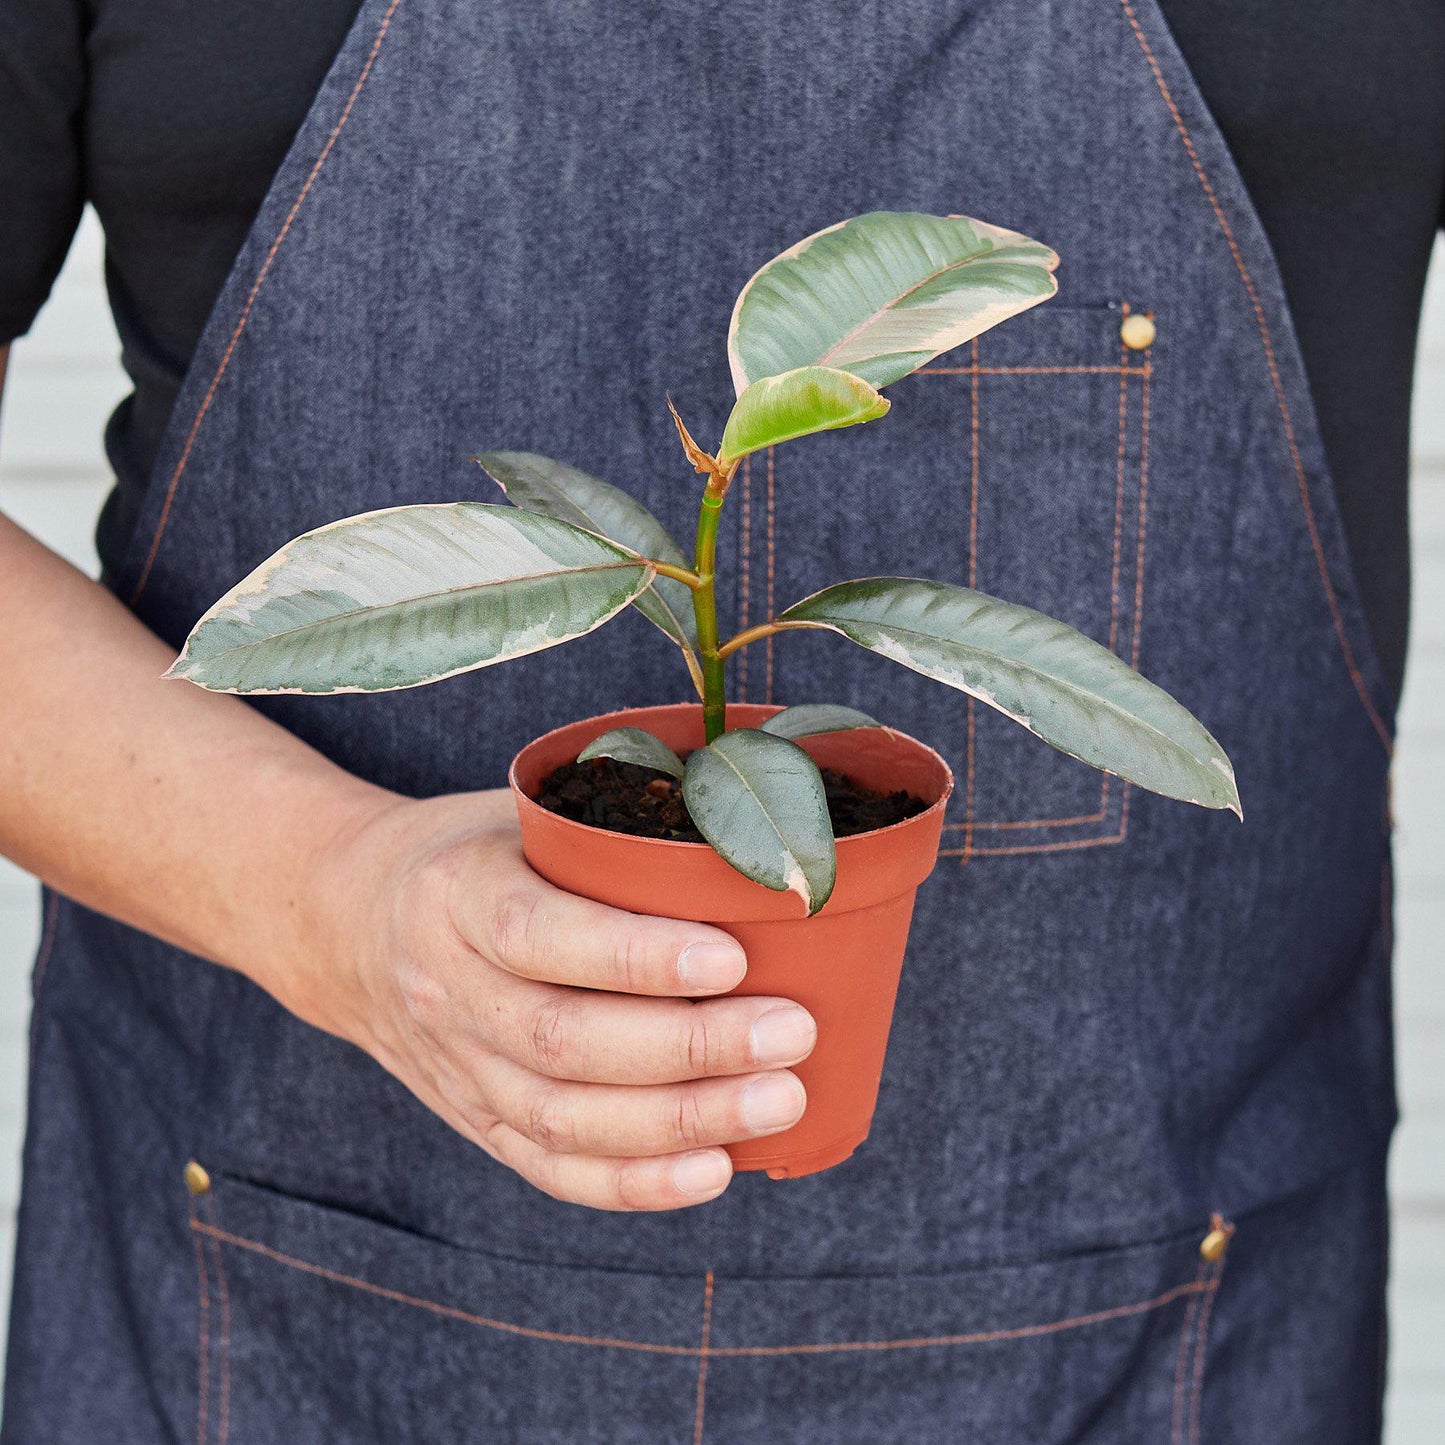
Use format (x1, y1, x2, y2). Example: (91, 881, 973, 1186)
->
(171, 211, 1239, 1179)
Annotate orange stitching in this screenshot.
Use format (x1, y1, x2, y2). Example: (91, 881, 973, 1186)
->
(195, 1218, 1207, 1359)
(1113, 355, 1156, 847)
(1108, 332, 1130, 654)
(1119, 777, 1135, 841)
(765, 447, 776, 703)
(962, 339, 980, 863)
(738, 456, 752, 701)
(693, 1271, 714, 1445)
(1170, 1266, 1206, 1445)
(203, 1197, 232, 1445)
(713, 1278, 1206, 1357)
(1130, 362, 1152, 670)
(946, 800, 1108, 832)
(1117, 0, 1391, 753)
(922, 365, 1149, 377)
(128, 0, 407, 604)
(1188, 1280, 1221, 1444)
(193, 1220, 695, 1355)
(944, 827, 1126, 858)
(191, 1202, 211, 1445)
(1188, 1218, 1233, 1444)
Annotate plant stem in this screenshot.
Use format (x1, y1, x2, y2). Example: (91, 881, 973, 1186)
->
(693, 486, 726, 742)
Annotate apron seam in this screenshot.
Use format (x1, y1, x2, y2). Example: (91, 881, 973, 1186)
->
(1108, 325, 1132, 657)
(189, 1216, 1211, 1358)
(1186, 1253, 1229, 1443)
(950, 830, 1126, 859)
(922, 365, 1147, 377)
(127, 0, 408, 606)
(1116, 0, 1392, 754)
(693, 1270, 715, 1445)
(204, 1194, 233, 1445)
(1168, 1262, 1205, 1445)
(189, 1196, 212, 1445)
(1131, 357, 1152, 674)
(964, 808, 1108, 831)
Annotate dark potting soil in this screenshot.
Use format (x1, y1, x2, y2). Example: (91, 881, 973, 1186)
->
(535, 756, 927, 843)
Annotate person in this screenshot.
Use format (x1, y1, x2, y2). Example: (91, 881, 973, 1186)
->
(0, 1, 1440, 1439)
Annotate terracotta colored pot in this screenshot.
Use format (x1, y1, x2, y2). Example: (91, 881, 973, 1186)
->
(509, 703, 953, 1179)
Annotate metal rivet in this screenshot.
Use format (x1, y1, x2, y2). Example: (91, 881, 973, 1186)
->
(1199, 1225, 1231, 1262)
(183, 1160, 212, 1196)
(1120, 313, 1156, 351)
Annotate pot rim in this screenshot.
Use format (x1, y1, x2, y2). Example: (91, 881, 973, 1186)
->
(508, 701, 954, 853)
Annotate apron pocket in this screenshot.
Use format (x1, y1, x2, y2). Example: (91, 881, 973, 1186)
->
(739, 302, 1152, 863)
(187, 1171, 1227, 1444)
(187, 1172, 709, 1444)
(700, 1219, 1228, 1444)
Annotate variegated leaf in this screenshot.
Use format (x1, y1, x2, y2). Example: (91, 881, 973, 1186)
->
(728, 211, 1058, 393)
(778, 578, 1240, 815)
(169, 504, 654, 695)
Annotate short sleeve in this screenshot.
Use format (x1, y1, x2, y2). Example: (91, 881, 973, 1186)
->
(0, 0, 87, 344)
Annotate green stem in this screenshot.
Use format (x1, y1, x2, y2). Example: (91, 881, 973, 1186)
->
(693, 487, 726, 743)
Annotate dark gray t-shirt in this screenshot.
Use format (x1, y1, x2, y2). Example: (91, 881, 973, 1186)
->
(2, 0, 1441, 694)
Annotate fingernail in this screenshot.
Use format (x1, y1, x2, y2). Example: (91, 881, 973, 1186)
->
(749, 1006, 816, 1065)
(743, 1074, 806, 1133)
(673, 1151, 732, 1196)
(678, 941, 747, 992)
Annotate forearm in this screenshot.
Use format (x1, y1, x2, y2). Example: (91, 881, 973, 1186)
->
(0, 504, 397, 1001)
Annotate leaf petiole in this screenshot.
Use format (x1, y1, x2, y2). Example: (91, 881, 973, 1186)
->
(648, 560, 706, 590)
(717, 620, 788, 660)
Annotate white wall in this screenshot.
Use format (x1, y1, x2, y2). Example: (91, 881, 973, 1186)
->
(1, 212, 1443, 1436)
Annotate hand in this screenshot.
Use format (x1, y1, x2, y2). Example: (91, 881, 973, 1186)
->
(293, 788, 816, 1212)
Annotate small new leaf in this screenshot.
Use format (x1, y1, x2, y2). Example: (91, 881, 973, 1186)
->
(577, 727, 686, 780)
(759, 704, 885, 740)
(718, 366, 889, 468)
(682, 729, 836, 914)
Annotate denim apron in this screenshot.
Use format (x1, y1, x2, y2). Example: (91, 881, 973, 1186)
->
(4, 1, 1398, 1440)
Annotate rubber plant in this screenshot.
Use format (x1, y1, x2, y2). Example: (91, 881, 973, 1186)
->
(172, 211, 1241, 918)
